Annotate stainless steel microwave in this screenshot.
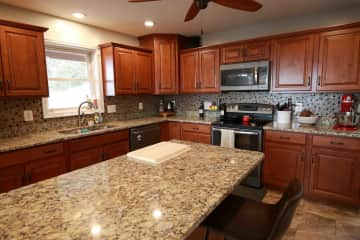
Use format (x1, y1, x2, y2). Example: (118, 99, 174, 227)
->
(220, 60, 270, 91)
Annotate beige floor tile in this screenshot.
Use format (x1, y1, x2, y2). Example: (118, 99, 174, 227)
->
(336, 222, 360, 240)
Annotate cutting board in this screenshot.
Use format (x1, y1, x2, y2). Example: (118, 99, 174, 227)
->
(126, 141, 191, 165)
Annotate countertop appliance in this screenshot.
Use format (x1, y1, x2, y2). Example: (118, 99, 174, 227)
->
(340, 94, 354, 112)
(212, 103, 274, 192)
(220, 60, 270, 91)
(334, 94, 358, 131)
(130, 124, 161, 151)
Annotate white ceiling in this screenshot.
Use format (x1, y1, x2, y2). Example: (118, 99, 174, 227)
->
(1, 0, 360, 37)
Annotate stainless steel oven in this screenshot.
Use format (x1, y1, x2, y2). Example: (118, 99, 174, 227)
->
(212, 127, 263, 188)
(220, 60, 270, 91)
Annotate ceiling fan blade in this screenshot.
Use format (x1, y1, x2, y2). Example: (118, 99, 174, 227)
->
(184, 2, 201, 22)
(128, 0, 160, 2)
(212, 0, 262, 12)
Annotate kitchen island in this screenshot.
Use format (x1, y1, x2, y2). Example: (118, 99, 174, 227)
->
(0, 141, 263, 240)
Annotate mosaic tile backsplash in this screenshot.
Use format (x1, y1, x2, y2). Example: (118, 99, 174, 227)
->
(0, 95, 161, 138)
(165, 92, 360, 117)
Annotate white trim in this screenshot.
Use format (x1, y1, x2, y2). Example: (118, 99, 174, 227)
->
(42, 42, 105, 119)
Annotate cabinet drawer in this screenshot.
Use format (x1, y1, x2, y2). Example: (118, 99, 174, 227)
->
(102, 130, 129, 145)
(265, 131, 306, 145)
(0, 143, 64, 168)
(312, 135, 360, 151)
(69, 135, 104, 152)
(181, 123, 210, 134)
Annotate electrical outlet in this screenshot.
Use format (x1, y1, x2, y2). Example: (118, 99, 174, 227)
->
(107, 105, 116, 113)
(24, 110, 34, 122)
(138, 102, 144, 111)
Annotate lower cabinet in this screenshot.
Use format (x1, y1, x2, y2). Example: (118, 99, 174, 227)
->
(309, 145, 360, 205)
(167, 122, 211, 144)
(169, 122, 182, 140)
(103, 140, 129, 160)
(25, 156, 66, 184)
(69, 147, 103, 171)
(0, 165, 24, 193)
(264, 142, 305, 190)
(264, 131, 360, 206)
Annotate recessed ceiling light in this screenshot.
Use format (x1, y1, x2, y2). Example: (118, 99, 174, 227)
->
(72, 12, 86, 19)
(144, 20, 155, 28)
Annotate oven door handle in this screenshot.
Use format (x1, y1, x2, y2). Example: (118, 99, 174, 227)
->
(233, 131, 259, 135)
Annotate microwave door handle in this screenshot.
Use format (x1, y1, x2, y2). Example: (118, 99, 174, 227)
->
(234, 131, 259, 135)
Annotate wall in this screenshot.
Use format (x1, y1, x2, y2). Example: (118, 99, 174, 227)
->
(0, 2, 138, 48)
(202, 7, 360, 45)
(165, 93, 360, 118)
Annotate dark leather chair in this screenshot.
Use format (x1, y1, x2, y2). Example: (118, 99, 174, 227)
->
(202, 179, 303, 240)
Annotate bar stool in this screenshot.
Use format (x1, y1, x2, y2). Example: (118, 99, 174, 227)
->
(202, 179, 303, 240)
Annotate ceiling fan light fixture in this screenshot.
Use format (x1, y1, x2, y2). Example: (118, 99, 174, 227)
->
(72, 12, 86, 19)
(144, 20, 155, 27)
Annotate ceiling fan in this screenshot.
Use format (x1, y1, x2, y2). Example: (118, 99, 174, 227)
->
(128, 0, 262, 22)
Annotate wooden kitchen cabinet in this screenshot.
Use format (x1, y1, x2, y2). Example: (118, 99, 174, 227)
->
(0, 165, 24, 193)
(264, 131, 306, 190)
(69, 147, 103, 171)
(0, 21, 48, 97)
(180, 48, 220, 93)
(103, 140, 129, 160)
(221, 40, 270, 64)
(25, 156, 66, 184)
(100, 43, 153, 96)
(181, 123, 211, 144)
(160, 122, 170, 141)
(271, 34, 315, 91)
(317, 27, 360, 92)
(168, 122, 182, 140)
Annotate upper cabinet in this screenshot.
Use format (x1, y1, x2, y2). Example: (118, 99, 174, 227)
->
(0, 20, 48, 97)
(317, 27, 360, 92)
(180, 48, 220, 93)
(99, 43, 153, 96)
(221, 40, 270, 64)
(139, 34, 199, 95)
(271, 34, 315, 92)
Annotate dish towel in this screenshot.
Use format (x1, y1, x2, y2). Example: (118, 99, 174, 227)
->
(220, 129, 235, 148)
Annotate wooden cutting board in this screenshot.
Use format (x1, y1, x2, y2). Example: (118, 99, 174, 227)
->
(126, 141, 191, 165)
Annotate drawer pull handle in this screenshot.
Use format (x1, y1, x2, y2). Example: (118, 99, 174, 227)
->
(279, 136, 290, 140)
(43, 149, 57, 154)
(330, 141, 344, 146)
(192, 127, 199, 130)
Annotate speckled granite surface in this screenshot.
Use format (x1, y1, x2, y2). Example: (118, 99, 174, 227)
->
(0, 116, 215, 153)
(0, 140, 263, 240)
(264, 122, 360, 139)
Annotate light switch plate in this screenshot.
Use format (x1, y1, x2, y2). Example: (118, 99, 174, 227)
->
(138, 102, 143, 111)
(107, 105, 116, 113)
(24, 110, 34, 122)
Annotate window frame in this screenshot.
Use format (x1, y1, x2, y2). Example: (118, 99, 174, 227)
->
(42, 42, 104, 119)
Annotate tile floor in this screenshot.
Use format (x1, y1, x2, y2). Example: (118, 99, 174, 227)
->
(262, 191, 360, 240)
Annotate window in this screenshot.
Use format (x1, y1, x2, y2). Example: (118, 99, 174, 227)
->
(42, 43, 104, 118)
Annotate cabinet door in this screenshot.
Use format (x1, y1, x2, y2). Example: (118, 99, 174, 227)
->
(199, 48, 220, 93)
(242, 41, 270, 62)
(0, 165, 24, 193)
(103, 140, 129, 160)
(264, 142, 305, 190)
(135, 51, 153, 94)
(25, 156, 66, 184)
(180, 51, 198, 93)
(309, 148, 359, 205)
(317, 27, 360, 91)
(160, 122, 170, 141)
(154, 37, 178, 94)
(114, 47, 135, 94)
(0, 45, 4, 96)
(69, 147, 103, 171)
(221, 45, 243, 64)
(271, 35, 314, 91)
(169, 122, 182, 140)
(0, 26, 48, 96)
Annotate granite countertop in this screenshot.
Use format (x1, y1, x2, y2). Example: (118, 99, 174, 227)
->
(0, 140, 263, 240)
(0, 116, 216, 153)
(264, 122, 360, 139)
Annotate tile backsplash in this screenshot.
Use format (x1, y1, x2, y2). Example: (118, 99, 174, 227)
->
(0, 95, 160, 138)
(165, 92, 360, 117)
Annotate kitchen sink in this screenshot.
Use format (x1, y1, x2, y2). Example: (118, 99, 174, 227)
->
(58, 125, 116, 135)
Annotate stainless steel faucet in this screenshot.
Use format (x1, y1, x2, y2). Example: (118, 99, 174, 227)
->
(78, 101, 96, 128)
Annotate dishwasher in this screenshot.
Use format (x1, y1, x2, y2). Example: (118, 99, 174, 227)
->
(130, 124, 161, 151)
